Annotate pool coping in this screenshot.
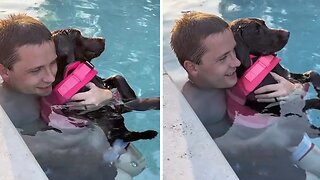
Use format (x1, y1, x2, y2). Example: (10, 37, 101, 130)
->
(163, 65, 239, 179)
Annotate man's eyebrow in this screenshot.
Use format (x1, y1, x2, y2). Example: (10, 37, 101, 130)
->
(216, 45, 236, 60)
(27, 65, 43, 72)
(27, 56, 58, 71)
(216, 51, 229, 60)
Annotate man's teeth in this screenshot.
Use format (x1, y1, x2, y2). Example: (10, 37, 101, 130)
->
(226, 72, 235, 76)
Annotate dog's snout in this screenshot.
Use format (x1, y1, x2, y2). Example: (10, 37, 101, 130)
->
(284, 31, 290, 38)
(280, 30, 290, 38)
(96, 37, 105, 44)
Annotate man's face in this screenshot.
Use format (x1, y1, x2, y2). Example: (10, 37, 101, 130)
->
(4, 41, 57, 96)
(194, 29, 241, 89)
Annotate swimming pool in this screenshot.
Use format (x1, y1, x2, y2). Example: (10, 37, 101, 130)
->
(164, 0, 320, 179)
(0, 0, 160, 179)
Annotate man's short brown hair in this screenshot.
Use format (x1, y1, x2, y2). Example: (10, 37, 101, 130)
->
(170, 11, 229, 66)
(0, 14, 52, 70)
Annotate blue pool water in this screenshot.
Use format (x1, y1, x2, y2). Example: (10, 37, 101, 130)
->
(164, 0, 320, 179)
(0, 0, 159, 179)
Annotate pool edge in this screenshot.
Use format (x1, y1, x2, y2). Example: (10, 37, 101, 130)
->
(0, 105, 48, 180)
(163, 72, 239, 180)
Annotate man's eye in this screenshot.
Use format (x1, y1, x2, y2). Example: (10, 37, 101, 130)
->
(218, 56, 227, 61)
(30, 68, 41, 73)
(50, 60, 57, 66)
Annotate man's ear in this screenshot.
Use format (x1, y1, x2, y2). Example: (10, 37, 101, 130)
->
(183, 60, 198, 77)
(0, 64, 10, 82)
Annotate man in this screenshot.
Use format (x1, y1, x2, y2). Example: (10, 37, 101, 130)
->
(0, 14, 144, 180)
(170, 11, 320, 179)
(170, 11, 302, 138)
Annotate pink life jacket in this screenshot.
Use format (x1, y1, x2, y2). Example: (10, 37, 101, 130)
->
(40, 61, 98, 124)
(226, 55, 281, 128)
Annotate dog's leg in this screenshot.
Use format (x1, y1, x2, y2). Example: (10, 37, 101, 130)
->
(308, 71, 320, 98)
(290, 70, 320, 82)
(100, 114, 157, 144)
(290, 72, 313, 84)
(121, 130, 158, 143)
(107, 128, 157, 144)
(293, 71, 320, 98)
(303, 98, 320, 112)
(124, 97, 160, 111)
(104, 75, 137, 102)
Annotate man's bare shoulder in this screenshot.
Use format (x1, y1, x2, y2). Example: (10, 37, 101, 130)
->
(0, 83, 41, 128)
(181, 81, 227, 122)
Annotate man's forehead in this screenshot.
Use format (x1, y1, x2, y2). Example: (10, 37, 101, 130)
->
(14, 42, 56, 69)
(204, 29, 233, 43)
(202, 29, 235, 54)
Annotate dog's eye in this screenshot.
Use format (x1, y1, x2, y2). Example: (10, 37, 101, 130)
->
(255, 27, 260, 33)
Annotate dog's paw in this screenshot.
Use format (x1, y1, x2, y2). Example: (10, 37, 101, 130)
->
(142, 130, 158, 139)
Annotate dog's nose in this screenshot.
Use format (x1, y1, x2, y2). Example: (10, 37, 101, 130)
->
(96, 37, 105, 44)
(93, 37, 106, 45)
(280, 30, 290, 39)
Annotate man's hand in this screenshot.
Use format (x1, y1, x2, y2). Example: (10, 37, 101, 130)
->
(66, 82, 113, 111)
(254, 72, 305, 103)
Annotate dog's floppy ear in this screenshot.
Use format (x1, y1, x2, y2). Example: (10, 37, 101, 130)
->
(51, 31, 77, 86)
(232, 28, 251, 69)
(52, 32, 76, 64)
(230, 20, 251, 69)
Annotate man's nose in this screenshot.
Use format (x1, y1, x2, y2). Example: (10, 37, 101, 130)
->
(230, 53, 241, 68)
(43, 68, 55, 83)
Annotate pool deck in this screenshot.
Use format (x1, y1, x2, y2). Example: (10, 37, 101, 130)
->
(162, 1, 238, 177)
(163, 55, 238, 179)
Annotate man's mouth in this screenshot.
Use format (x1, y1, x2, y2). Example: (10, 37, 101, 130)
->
(38, 85, 52, 89)
(226, 71, 236, 76)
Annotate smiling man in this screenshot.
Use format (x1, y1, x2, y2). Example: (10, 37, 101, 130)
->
(181, 25, 240, 89)
(0, 14, 145, 180)
(0, 14, 57, 130)
(170, 11, 320, 179)
(170, 11, 299, 138)
(1, 39, 57, 96)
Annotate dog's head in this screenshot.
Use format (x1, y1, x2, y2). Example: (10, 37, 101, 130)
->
(52, 28, 105, 86)
(230, 18, 289, 68)
(52, 28, 105, 63)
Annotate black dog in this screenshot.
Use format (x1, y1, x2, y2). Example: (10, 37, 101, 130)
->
(230, 18, 320, 115)
(49, 28, 159, 145)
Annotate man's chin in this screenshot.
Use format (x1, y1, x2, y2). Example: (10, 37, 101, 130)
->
(225, 76, 238, 88)
(41, 92, 52, 96)
(37, 87, 53, 96)
(225, 82, 237, 89)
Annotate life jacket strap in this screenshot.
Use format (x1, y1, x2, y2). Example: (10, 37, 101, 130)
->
(226, 55, 281, 128)
(54, 61, 98, 104)
(241, 55, 281, 96)
(40, 61, 98, 123)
